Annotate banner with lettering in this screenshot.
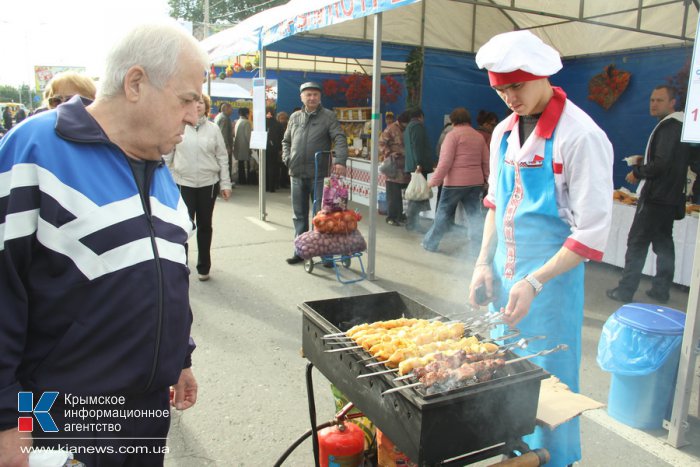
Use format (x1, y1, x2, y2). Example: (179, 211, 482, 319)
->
(682, 15, 700, 142)
(262, 0, 420, 47)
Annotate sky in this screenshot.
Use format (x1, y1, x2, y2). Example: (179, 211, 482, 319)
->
(0, 0, 173, 88)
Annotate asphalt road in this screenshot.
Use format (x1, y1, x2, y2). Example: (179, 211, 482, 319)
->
(164, 184, 699, 467)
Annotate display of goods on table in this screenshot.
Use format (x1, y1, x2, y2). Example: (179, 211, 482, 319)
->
(300, 292, 550, 465)
(613, 189, 638, 205)
(686, 203, 700, 215)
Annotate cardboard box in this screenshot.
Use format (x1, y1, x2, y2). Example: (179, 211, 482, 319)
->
(536, 376, 605, 430)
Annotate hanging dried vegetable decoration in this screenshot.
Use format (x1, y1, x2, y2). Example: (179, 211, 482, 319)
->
(588, 64, 631, 110)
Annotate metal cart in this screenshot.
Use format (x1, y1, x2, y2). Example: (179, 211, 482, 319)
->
(302, 151, 366, 284)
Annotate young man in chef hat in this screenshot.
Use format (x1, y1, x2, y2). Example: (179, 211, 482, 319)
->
(468, 30, 614, 466)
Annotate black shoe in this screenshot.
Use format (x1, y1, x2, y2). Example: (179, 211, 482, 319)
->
(286, 255, 304, 265)
(606, 288, 632, 303)
(645, 289, 669, 303)
(386, 218, 403, 226)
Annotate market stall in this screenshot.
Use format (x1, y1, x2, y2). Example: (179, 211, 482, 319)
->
(347, 157, 386, 207)
(201, 0, 700, 450)
(603, 202, 699, 287)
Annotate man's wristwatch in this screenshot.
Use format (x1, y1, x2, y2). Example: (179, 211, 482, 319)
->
(523, 274, 543, 295)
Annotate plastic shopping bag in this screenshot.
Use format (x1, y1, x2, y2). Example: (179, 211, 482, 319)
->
(379, 156, 399, 179)
(321, 175, 349, 212)
(404, 171, 432, 201)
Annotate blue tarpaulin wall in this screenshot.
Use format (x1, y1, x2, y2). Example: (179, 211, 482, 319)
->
(226, 35, 692, 189)
(421, 45, 692, 190)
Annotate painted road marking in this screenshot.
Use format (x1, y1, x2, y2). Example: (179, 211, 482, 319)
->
(584, 409, 697, 467)
(245, 216, 277, 231)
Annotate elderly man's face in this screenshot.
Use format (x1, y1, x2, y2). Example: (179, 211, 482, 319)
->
(141, 49, 202, 158)
(300, 89, 321, 111)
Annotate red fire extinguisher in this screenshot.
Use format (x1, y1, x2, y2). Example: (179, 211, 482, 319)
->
(318, 421, 364, 467)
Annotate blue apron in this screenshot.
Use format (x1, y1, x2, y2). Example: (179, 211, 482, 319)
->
(491, 130, 584, 466)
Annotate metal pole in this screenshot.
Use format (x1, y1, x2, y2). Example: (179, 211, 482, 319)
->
(666, 218, 700, 447)
(203, 0, 210, 37)
(367, 13, 382, 280)
(259, 48, 268, 221)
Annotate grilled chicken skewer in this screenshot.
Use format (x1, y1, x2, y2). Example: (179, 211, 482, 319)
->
(322, 312, 503, 340)
(322, 317, 442, 339)
(381, 344, 568, 396)
(324, 321, 466, 353)
(365, 330, 521, 368)
(390, 335, 545, 380)
(360, 348, 495, 379)
(358, 335, 543, 380)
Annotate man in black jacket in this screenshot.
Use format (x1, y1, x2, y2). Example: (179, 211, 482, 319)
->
(607, 85, 691, 303)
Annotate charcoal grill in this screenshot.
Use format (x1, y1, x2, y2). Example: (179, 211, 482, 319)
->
(300, 291, 549, 466)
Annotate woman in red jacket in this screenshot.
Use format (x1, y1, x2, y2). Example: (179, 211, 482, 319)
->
(422, 107, 489, 253)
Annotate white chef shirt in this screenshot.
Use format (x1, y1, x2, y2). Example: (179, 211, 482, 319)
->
(484, 87, 614, 261)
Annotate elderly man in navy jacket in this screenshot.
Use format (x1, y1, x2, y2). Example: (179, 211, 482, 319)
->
(0, 23, 205, 465)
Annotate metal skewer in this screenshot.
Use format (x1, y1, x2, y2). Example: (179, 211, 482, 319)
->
(366, 359, 391, 368)
(324, 345, 362, 353)
(382, 344, 568, 396)
(357, 368, 399, 378)
(322, 315, 487, 341)
(364, 329, 522, 369)
(321, 316, 447, 339)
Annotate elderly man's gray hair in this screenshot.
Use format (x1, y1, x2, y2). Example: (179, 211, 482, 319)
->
(99, 22, 208, 98)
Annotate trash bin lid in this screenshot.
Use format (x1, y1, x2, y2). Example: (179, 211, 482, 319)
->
(614, 303, 686, 336)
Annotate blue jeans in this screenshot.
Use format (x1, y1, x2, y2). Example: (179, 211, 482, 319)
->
(423, 185, 484, 250)
(291, 176, 325, 239)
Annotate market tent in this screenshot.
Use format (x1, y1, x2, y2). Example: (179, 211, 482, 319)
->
(283, 0, 696, 58)
(205, 80, 252, 100)
(201, 0, 700, 451)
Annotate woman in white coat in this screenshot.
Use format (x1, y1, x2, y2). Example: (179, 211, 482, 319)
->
(165, 94, 232, 281)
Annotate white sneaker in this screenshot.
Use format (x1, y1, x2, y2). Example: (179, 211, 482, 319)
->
(198, 274, 210, 281)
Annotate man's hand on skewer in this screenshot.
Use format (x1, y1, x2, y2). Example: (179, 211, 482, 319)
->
(502, 280, 535, 326)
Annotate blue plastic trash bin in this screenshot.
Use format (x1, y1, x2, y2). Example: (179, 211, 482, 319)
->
(597, 303, 685, 429)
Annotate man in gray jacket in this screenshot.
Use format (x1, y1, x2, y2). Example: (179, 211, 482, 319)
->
(234, 107, 253, 184)
(282, 81, 348, 264)
(215, 102, 234, 181)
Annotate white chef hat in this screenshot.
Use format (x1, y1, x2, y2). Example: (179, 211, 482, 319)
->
(475, 30, 562, 86)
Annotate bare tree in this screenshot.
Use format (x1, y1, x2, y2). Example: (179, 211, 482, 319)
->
(168, 0, 287, 38)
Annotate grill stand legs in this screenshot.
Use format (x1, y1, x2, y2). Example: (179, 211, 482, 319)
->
(306, 362, 321, 467)
(437, 439, 548, 466)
